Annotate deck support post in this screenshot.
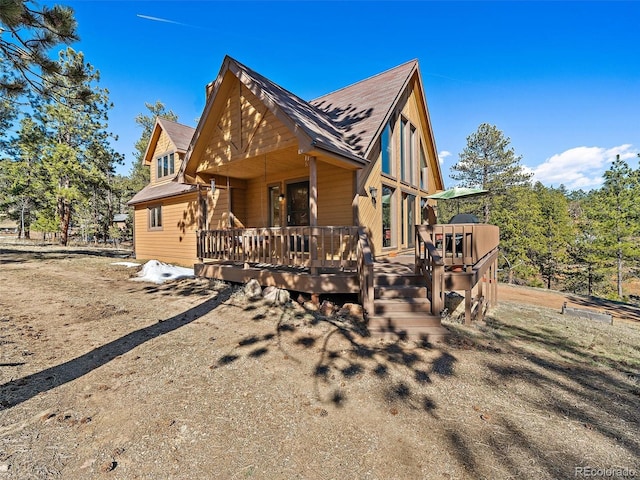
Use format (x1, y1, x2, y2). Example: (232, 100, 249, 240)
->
(464, 288, 472, 325)
(308, 155, 318, 275)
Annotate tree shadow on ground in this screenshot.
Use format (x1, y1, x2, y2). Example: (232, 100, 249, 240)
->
(444, 313, 640, 478)
(0, 287, 233, 410)
(214, 300, 451, 419)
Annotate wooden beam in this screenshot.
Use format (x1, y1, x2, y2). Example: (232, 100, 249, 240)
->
(308, 155, 318, 275)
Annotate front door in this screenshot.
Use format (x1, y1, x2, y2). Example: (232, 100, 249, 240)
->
(286, 181, 309, 226)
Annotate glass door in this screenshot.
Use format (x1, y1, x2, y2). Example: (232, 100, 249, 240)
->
(286, 181, 309, 226)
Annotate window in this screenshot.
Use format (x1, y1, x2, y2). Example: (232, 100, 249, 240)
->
(148, 205, 162, 229)
(419, 142, 427, 190)
(404, 193, 416, 247)
(400, 116, 418, 186)
(381, 121, 393, 176)
(268, 185, 282, 227)
(156, 153, 175, 178)
(382, 185, 395, 248)
(400, 118, 406, 181)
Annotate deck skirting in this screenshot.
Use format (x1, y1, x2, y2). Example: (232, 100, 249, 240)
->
(195, 261, 359, 294)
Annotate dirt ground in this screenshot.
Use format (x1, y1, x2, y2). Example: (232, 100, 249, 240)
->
(0, 245, 639, 479)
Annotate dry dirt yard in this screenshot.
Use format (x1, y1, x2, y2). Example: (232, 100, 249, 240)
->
(0, 245, 639, 479)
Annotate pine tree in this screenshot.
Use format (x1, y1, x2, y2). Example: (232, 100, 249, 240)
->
(592, 157, 640, 298)
(452, 123, 531, 222)
(38, 47, 122, 245)
(0, 0, 80, 103)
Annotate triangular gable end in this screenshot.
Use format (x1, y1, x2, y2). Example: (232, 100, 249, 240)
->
(180, 56, 368, 184)
(143, 119, 178, 166)
(407, 67, 445, 191)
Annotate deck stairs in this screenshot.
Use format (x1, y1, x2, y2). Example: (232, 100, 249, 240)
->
(367, 256, 449, 342)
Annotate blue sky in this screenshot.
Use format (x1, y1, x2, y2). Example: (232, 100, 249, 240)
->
(44, 1, 639, 190)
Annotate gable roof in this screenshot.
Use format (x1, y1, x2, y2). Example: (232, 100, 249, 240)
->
(144, 118, 195, 165)
(310, 60, 417, 158)
(181, 56, 441, 184)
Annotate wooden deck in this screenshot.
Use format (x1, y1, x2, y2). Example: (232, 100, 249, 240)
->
(195, 223, 500, 342)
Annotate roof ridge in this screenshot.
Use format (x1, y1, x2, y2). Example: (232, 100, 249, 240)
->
(157, 117, 194, 129)
(311, 59, 418, 102)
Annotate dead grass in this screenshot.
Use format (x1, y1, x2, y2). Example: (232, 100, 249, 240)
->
(0, 244, 638, 479)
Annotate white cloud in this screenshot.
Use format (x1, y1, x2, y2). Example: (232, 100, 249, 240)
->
(529, 144, 636, 190)
(438, 150, 452, 164)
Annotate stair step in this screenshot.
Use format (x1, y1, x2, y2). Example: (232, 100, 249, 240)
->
(375, 285, 427, 299)
(367, 319, 449, 342)
(374, 298, 431, 314)
(368, 312, 443, 328)
(374, 273, 425, 287)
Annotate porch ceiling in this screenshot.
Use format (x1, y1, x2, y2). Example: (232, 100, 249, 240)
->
(195, 145, 358, 181)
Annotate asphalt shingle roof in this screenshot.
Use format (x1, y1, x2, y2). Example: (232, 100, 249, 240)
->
(156, 118, 195, 152)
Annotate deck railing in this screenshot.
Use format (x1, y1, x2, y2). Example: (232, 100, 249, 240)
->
(415, 224, 499, 269)
(197, 226, 360, 271)
(415, 223, 500, 316)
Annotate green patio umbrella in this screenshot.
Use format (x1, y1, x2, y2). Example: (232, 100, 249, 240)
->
(426, 186, 488, 200)
(426, 186, 489, 216)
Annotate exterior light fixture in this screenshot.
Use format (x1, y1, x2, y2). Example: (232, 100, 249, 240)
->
(278, 194, 285, 202)
(369, 186, 378, 203)
(210, 179, 216, 193)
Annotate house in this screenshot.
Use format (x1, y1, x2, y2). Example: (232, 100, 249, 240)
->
(129, 56, 500, 340)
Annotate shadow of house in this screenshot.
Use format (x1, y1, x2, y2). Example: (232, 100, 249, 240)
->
(0, 289, 232, 410)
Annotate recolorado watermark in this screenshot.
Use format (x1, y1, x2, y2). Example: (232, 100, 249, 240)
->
(575, 466, 637, 478)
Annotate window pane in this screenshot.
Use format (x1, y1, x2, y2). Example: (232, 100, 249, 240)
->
(163, 156, 169, 177)
(407, 194, 415, 247)
(157, 158, 162, 179)
(269, 186, 281, 227)
(400, 119, 406, 181)
(420, 143, 427, 190)
(169, 153, 175, 175)
(410, 126, 416, 185)
(381, 123, 392, 175)
(382, 185, 394, 248)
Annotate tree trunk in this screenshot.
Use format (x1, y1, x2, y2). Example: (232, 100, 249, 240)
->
(58, 196, 72, 246)
(617, 247, 623, 298)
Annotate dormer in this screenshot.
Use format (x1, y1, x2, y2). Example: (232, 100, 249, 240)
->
(143, 118, 196, 185)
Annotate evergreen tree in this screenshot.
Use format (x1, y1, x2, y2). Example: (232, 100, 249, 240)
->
(531, 183, 574, 289)
(452, 123, 531, 222)
(0, 116, 48, 238)
(0, 0, 81, 104)
(38, 47, 122, 245)
(490, 184, 543, 284)
(592, 157, 640, 298)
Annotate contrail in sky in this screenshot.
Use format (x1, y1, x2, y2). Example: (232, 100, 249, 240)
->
(136, 14, 189, 26)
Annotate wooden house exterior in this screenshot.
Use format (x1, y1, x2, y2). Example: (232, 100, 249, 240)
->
(129, 56, 500, 341)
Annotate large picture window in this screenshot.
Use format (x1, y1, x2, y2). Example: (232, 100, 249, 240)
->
(156, 153, 175, 178)
(148, 205, 162, 230)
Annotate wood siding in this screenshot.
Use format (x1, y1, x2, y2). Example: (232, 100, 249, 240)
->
(240, 161, 354, 228)
(134, 189, 229, 266)
(195, 79, 298, 177)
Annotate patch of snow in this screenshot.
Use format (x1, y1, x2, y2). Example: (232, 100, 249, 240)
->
(131, 260, 194, 284)
(111, 261, 140, 268)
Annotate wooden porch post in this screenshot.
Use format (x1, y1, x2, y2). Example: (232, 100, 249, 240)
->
(308, 155, 318, 274)
(197, 185, 203, 261)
